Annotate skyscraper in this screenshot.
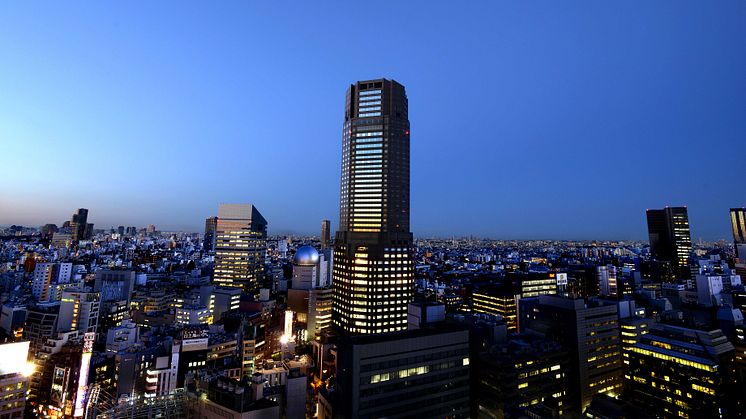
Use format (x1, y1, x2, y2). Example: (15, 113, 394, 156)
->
(70, 208, 89, 241)
(213, 204, 267, 294)
(730, 208, 746, 259)
(646, 206, 692, 279)
(332, 78, 414, 334)
(320, 219, 331, 250)
(204, 216, 218, 252)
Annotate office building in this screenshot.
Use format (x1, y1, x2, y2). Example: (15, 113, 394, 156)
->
(731, 208, 746, 259)
(204, 216, 218, 252)
(58, 289, 100, 334)
(211, 287, 242, 321)
(520, 295, 623, 412)
(175, 305, 212, 325)
(332, 78, 414, 334)
(69, 208, 89, 241)
(476, 335, 572, 417)
(597, 265, 619, 298)
(0, 303, 27, 338)
(321, 219, 331, 250)
(23, 303, 61, 356)
(32, 262, 73, 302)
(646, 207, 692, 279)
(472, 290, 520, 332)
(330, 326, 470, 418)
(213, 204, 267, 294)
(626, 324, 738, 418)
(94, 269, 136, 303)
(472, 273, 557, 333)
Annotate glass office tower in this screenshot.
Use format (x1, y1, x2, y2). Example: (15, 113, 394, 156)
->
(332, 79, 414, 334)
(646, 206, 692, 279)
(213, 204, 267, 294)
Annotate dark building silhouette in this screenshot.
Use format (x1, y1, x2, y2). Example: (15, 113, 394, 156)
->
(329, 326, 470, 418)
(646, 206, 692, 279)
(70, 208, 89, 241)
(730, 208, 746, 259)
(332, 78, 413, 334)
(204, 216, 218, 252)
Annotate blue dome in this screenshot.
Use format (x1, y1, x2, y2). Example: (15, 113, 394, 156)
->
(293, 246, 319, 266)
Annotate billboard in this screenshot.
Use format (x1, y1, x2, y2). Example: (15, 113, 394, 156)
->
(556, 273, 568, 286)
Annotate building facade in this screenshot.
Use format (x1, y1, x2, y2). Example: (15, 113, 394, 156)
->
(332, 78, 414, 334)
(646, 207, 692, 279)
(213, 204, 267, 294)
(626, 324, 738, 418)
(333, 327, 470, 418)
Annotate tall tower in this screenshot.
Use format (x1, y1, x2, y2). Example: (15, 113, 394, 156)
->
(204, 216, 218, 252)
(320, 219, 331, 250)
(332, 78, 414, 334)
(70, 208, 88, 241)
(213, 204, 267, 294)
(646, 206, 692, 279)
(730, 208, 746, 259)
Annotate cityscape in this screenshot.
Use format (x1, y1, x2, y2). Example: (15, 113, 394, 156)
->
(2, 2, 746, 419)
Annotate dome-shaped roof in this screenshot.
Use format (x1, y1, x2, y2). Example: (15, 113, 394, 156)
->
(293, 245, 319, 266)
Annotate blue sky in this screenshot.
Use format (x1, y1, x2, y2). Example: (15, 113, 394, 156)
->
(0, 1, 744, 240)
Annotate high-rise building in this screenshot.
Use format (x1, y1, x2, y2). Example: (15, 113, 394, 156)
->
(646, 206, 692, 279)
(320, 219, 331, 250)
(204, 216, 218, 252)
(332, 78, 414, 334)
(70, 208, 89, 241)
(213, 204, 267, 294)
(730, 208, 746, 259)
(520, 295, 624, 412)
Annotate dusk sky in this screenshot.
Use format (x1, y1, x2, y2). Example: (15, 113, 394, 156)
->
(1, 1, 744, 240)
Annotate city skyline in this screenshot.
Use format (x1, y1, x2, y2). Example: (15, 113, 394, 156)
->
(1, 2, 745, 240)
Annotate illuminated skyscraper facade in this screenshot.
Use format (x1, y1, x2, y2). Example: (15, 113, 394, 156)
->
(730, 208, 746, 259)
(213, 204, 267, 294)
(332, 79, 414, 334)
(646, 206, 692, 279)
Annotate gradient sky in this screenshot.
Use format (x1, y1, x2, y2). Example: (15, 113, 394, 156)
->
(1, 1, 744, 240)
